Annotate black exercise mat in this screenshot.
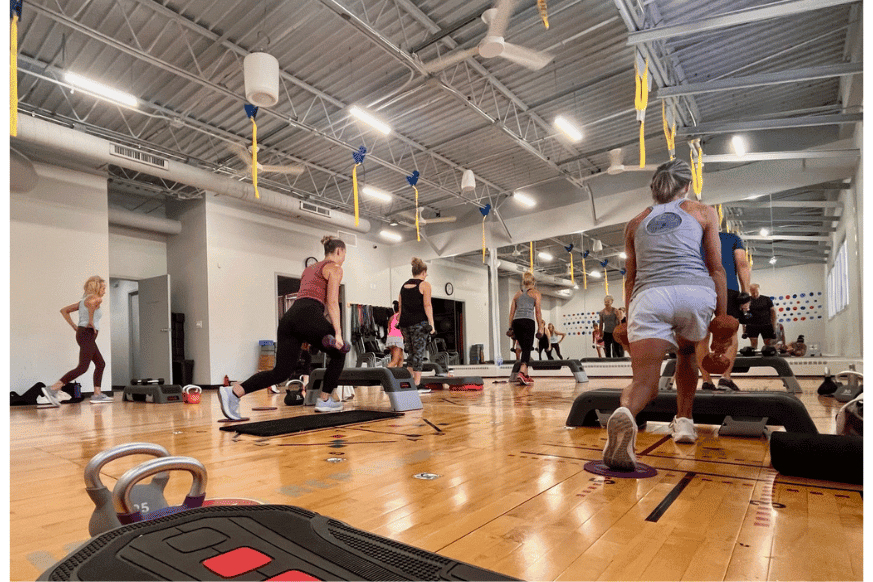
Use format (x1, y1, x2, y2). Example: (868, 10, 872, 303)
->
(219, 410, 403, 436)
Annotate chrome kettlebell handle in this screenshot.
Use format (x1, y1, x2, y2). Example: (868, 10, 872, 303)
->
(183, 385, 202, 394)
(84, 442, 170, 490)
(113, 456, 208, 523)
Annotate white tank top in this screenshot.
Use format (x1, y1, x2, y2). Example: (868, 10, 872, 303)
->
(77, 296, 103, 330)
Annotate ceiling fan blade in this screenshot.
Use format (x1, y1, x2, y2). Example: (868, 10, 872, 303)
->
(258, 163, 305, 176)
(487, 0, 517, 40)
(421, 46, 480, 74)
(423, 216, 457, 223)
(227, 143, 253, 168)
(498, 42, 554, 70)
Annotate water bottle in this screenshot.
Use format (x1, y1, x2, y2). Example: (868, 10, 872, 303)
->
(496, 354, 503, 367)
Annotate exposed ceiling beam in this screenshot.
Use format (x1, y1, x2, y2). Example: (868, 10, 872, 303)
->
(626, 0, 859, 45)
(729, 201, 843, 208)
(657, 63, 862, 98)
(743, 235, 830, 242)
(678, 113, 863, 135)
(703, 149, 859, 162)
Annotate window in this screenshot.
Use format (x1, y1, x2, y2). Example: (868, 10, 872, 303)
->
(827, 238, 849, 318)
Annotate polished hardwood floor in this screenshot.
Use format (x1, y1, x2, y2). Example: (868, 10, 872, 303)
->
(10, 375, 862, 581)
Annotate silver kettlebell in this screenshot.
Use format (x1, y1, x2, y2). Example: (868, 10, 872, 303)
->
(113, 456, 208, 525)
(85, 442, 171, 536)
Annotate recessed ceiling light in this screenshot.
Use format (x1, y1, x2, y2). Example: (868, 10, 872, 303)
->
(538, 251, 553, 261)
(590, 270, 602, 279)
(553, 115, 583, 142)
(731, 135, 747, 157)
(349, 106, 391, 135)
(619, 252, 627, 259)
(379, 230, 402, 242)
(513, 192, 536, 207)
(760, 228, 769, 236)
(362, 185, 392, 202)
(769, 256, 777, 265)
(64, 72, 138, 108)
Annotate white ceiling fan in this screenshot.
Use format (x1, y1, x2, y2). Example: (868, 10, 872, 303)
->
(421, 0, 555, 75)
(227, 142, 305, 176)
(606, 148, 659, 175)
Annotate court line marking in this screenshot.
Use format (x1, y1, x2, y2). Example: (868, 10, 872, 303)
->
(646, 472, 696, 522)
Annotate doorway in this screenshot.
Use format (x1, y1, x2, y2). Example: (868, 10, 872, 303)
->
(431, 297, 465, 364)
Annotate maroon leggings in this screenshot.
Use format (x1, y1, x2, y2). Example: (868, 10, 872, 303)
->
(60, 327, 105, 387)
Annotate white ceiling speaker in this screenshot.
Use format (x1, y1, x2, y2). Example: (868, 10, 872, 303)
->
(461, 169, 476, 192)
(421, 0, 554, 74)
(227, 142, 304, 176)
(592, 239, 603, 252)
(243, 52, 279, 107)
(606, 148, 658, 175)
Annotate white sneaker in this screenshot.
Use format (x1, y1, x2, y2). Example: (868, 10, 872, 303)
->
(670, 416, 697, 443)
(603, 407, 637, 471)
(314, 398, 343, 413)
(218, 385, 242, 420)
(269, 385, 281, 394)
(41, 386, 60, 407)
(89, 393, 114, 404)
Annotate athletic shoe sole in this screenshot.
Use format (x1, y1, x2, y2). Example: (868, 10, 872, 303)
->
(603, 410, 637, 471)
(41, 387, 60, 407)
(217, 386, 242, 421)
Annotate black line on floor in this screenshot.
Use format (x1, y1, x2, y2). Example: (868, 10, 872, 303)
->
(638, 435, 672, 456)
(422, 418, 443, 433)
(646, 472, 696, 522)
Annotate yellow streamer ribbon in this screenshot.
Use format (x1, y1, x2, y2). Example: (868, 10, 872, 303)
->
(690, 140, 704, 199)
(622, 274, 626, 306)
(414, 185, 420, 242)
(634, 57, 649, 167)
(569, 252, 574, 283)
(250, 118, 260, 199)
(604, 272, 609, 296)
(529, 242, 534, 273)
(661, 100, 676, 160)
(639, 121, 646, 168)
(482, 218, 486, 263)
(537, 0, 549, 29)
(351, 164, 361, 226)
(717, 204, 724, 227)
(11, 13, 18, 136)
(582, 256, 587, 290)
(747, 249, 753, 269)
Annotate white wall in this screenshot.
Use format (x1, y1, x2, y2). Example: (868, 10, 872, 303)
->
(108, 227, 168, 280)
(10, 164, 111, 393)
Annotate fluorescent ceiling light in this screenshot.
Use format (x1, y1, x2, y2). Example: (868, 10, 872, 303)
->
(538, 251, 553, 261)
(769, 256, 777, 265)
(379, 230, 402, 242)
(64, 72, 138, 108)
(554, 115, 583, 142)
(618, 252, 627, 259)
(590, 270, 602, 279)
(731, 135, 747, 157)
(362, 185, 392, 202)
(573, 284, 579, 289)
(513, 192, 536, 207)
(760, 227, 769, 236)
(349, 106, 391, 135)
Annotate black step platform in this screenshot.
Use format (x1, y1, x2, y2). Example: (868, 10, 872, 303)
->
(39, 505, 517, 581)
(510, 359, 588, 383)
(659, 356, 802, 393)
(305, 367, 422, 411)
(122, 384, 183, 404)
(423, 375, 485, 390)
(566, 388, 818, 434)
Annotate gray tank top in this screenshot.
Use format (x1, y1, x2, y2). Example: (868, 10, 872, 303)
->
(632, 198, 714, 301)
(600, 310, 619, 333)
(77, 297, 103, 330)
(514, 289, 536, 321)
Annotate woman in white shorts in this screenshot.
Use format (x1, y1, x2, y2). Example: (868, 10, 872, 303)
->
(603, 159, 727, 471)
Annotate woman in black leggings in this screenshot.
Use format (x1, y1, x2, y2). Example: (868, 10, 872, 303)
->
(508, 271, 544, 385)
(218, 236, 349, 420)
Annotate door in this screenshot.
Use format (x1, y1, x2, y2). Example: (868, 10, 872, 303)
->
(137, 275, 172, 382)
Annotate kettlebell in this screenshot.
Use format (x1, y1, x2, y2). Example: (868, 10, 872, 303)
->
(761, 345, 777, 357)
(183, 384, 202, 404)
(817, 367, 841, 396)
(85, 443, 171, 536)
(114, 456, 208, 525)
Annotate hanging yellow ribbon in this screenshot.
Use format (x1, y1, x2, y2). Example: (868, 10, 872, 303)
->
(662, 100, 676, 160)
(747, 248, 753, 269)
(582, 255, 587, 290)
(604, 272, 609, 296)
(351, 163, 361, 226)
(481, 217, 486, 263)
(690, 140, 704, 199)
(622, 274, 626, 306)
(569, 253, 574, 284)
(414, 186, 420, 242)
(10, 11, 18, 137)
(537, 0, 549, 29)
(717, 204, 724, 228)
(250, 117, 260, 199)
(529, 242, 534, 273)
(634, 56, 649, 168)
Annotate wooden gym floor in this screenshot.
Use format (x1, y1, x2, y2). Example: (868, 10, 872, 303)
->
(10, 376, 862, 581)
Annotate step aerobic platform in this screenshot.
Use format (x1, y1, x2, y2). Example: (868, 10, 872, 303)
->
(122, 384, 183, 404)
(659, 355, 802, 393)
(305, 366, 422, 411)
(39, 505, 518, 581)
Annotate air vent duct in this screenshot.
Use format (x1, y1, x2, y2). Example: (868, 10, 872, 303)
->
(299, 201, 331, 218)
(110, 144, 169, 170)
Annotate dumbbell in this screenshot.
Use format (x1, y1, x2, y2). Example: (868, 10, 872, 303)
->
(613, 322, 629, 350)
(736, 292, 751, 307)
(817, 366, 841, 395)
(702, 315, 739, 374)
(322, 335, 351, 354)
(761, 345, 777, 357)
(739, 346, 757, 357)
(506, 327, 514, 338)
(85, 443, 171, 536)
(422, 323, 434, 334)
(114, 456, 208, 526)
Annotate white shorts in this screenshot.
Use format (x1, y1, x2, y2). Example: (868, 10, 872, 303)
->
(628, 285, 716, 349)
(385, 335, 404, 349)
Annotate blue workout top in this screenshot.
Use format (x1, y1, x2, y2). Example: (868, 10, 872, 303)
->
(77, 297, 103, 330)
(700, 231, 744, 292)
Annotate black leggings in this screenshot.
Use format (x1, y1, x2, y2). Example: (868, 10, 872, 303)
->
(60, 327, 105, 387)
(512, 318, 536, 366)
(603, 332, 620, 358)
(537, 335, 553, 360)
(241, 299, 345, 395)
(550, 343, 563, 359)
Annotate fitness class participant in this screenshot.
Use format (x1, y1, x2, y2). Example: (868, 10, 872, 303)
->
(781, 334, 807, 357)
(548, 323, 566, 359)
(386, 301, 404, 368)
(613, 308, 627, 357)
(592, 328, 605, 358)
(42, 275, 111, 406)
(597, 295, 621, 357)
(508, 271, 544, 385)
(218, 236, 348, 420)
(695, 230, 751, 391)
(537, 319, 552, 360)
(603, 159, 726, 470)
(743, 283, 776, 349)
(398, 257, 436, 393)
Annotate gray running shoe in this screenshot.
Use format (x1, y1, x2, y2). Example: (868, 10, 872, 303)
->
(218, 385, 242, 420)
(314, 398, 343, 413)
(603, 407, 638, 471)
(41, 386, 60, 407)
(89, 393, 114, 404)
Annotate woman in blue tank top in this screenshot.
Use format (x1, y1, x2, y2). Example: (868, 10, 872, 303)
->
(602, 159, 726, 471)
(41, 275, 111, 406)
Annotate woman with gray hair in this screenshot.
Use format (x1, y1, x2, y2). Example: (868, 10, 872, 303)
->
(597, 295, 620, 358)
(602, 159, 726, 470)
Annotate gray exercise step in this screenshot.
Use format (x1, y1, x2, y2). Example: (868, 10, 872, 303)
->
(660, 356, 802, 393)
(122, 384, 183, 404)
(305, 367, 422, 412)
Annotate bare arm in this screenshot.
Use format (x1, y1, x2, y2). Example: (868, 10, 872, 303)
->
(83, 295, 102, 329)
(324, 263, 344, 344)
(60, 302, 80, 331)
(420, 281, 435, 333)
(733, 248, 751, 294)
(700, 205, 727, 317)
(623, 215, 641, 316)
(534, 292, 544, 335)
(508, 291, 519, 327)
(557, 331, 566, 343)
(770, 304, 777, 327)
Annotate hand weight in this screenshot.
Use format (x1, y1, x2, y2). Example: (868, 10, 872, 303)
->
(114, 456, 208, 525)
(85, 443, 171, 536)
